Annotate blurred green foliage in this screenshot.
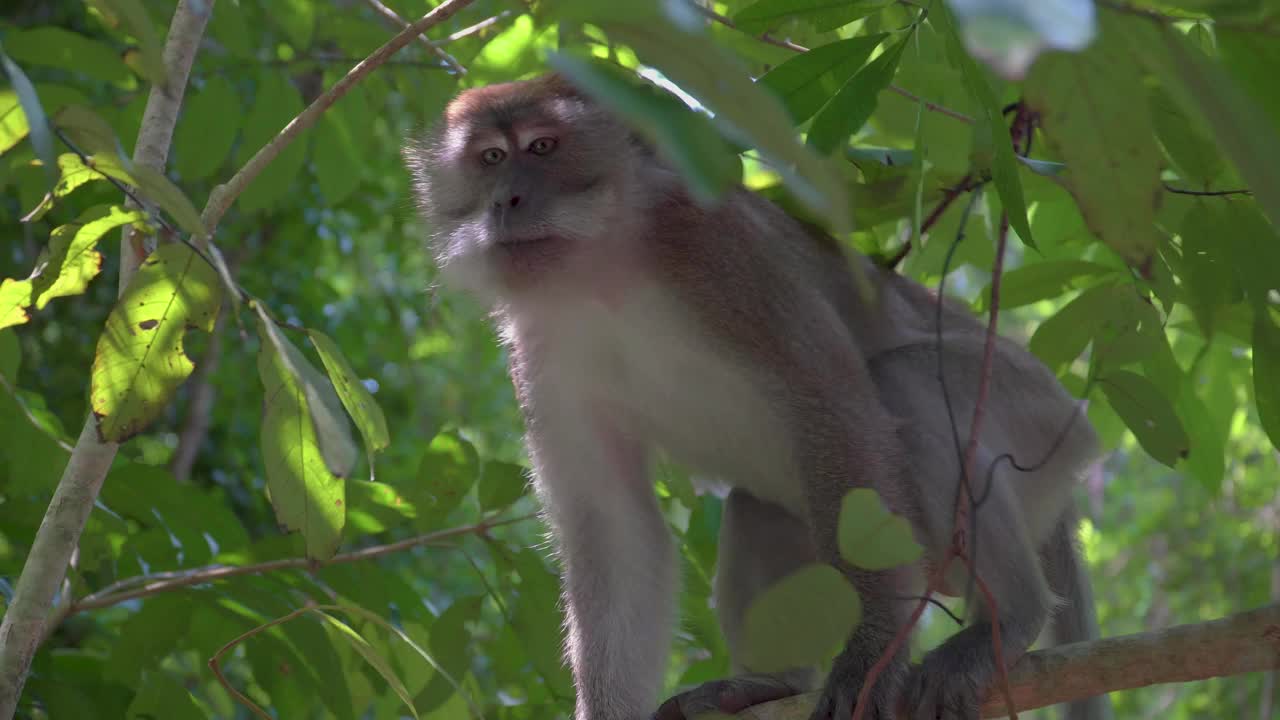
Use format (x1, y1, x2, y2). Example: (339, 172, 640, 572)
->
(0, 1, 1277, 718)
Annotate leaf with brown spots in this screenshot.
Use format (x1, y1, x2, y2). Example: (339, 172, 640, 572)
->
(90, 242, 221, 442)
(1025, 17, 1163, 268)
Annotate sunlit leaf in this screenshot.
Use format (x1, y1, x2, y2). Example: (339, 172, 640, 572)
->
(808, 33, 909, 154)
(90, 243, 222, 441)
(758, 35, 884, 126)
(838, 488, 924, 570)
(743, 563, 861, 672)
(0, 45, 55, 185)
(315, 610, 420, 719)
(257, 308, 358, 481)
(308, 329, 390, 464)
(549, 54, 741, 202)
(257, 310, 349, 560)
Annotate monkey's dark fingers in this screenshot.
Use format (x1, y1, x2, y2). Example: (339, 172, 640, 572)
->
(652, 674, 804, 720)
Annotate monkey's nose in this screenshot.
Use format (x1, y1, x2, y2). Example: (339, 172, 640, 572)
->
(508, 195, 521, 208)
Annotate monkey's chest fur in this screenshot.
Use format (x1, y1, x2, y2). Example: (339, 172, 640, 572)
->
(504, 284, 806, 514)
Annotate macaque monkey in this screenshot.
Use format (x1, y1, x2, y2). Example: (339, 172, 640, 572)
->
(403, 74, 1112, 720)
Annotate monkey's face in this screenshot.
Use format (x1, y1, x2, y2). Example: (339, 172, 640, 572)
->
(405, 77, 640, 300)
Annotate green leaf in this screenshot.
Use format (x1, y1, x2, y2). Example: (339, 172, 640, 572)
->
(0, 45, 55, 185)
(548, 54, 741, 202)
(0, 280, 32, 330)
(3, 27, 132, 85)
(257, 308, 359, 481)
(0, 88, 30, 156)
(1176, 383, 1224, 495)
(308, 329, 390, 465)
(1218, 28, 1280, 139)
(78, 153, 206, 235)
(53, 104, 121, 154)
(237, 71, 308, 213)
(0, 206, 148, 330)
(175, 76, 243, 181)
(1253, 309, 1280, 454)
(1024, 23, 1161, 266)
(933, 4, 1034, 249)
(1099, 369, 1189, 467)
(346, 479, 419, 535)
(734, 0, 890, 34)
(415, 431, 479, 526)
(758, 35, 885, 126)
(478, 461, 528, 512)
(553, 0, 849, 233)
(743, 563, 861, 672)
(86, 0, 166, 89)
(1178, 202, 1237, 337)
(1148, 88, 1223, 184)
(313, 84, 370, 205)
(837, 488, 924, 570)
(90, 243, 222, 441)
(974, 260, 1116, 312)
(1221, 202, 1280, 307)
(415, 596, 484, 712)
(1116, 16, 1280, 234)
(1028, 284, 1114, 375)
(257, 311, 349, 560)
(274, 0, 318, 49)
(316, 610, 421, 719)
(807, 33, 909, 154)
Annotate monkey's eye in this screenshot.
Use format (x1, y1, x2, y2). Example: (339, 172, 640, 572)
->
(480, 147, 506, 165)
(528, 137, 558, 155)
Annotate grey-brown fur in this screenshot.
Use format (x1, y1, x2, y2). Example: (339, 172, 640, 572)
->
(403, 74, 1111, 720)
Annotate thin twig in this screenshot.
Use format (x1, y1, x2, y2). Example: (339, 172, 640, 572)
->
(689, 1, 973, 124)
(440, 10, 513, 45)
(201, 0, 477, 233)
(1163, 183, 1253, 197)
(53, 513, 535, 620)
(360, 0, 466, 75)
(886, 173, 978, 268)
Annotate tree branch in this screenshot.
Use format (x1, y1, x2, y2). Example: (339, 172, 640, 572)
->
(0, 3, 213, 716)
(200, 0, 476, 233)
(49, 513, 535, 621)
(740, 605, 1280, 719)
(359, 0, 466, 75)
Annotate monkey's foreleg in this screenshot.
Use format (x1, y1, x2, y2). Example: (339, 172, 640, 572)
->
(527, 414, 677, 720)
(652, 489, 819, 719)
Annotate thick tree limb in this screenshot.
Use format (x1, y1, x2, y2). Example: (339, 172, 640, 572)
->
(0, 3, 213, 717)
(738, 605, 1280, 719)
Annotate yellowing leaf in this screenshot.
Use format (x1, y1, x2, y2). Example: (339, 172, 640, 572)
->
(743, 563, 861, 672)
(0, 279, 33, 330)
(1025, 22, 1162, 267)
(90, 243, 222, 441)
(838, 488, 925, 570)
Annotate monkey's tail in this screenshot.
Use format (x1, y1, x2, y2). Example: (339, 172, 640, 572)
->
(1044, 507, 1115, 720)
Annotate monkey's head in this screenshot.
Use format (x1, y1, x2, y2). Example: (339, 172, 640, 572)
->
(404, 74, 652, 300)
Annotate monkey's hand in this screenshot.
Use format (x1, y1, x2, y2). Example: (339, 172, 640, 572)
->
(807, 638, 908, 720)
(897, 622, 997, 720)
(651, 672, 808, 720)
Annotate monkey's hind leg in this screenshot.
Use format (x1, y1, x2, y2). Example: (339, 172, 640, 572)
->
(652, 488, 818, 720)
(1040, 508, 1114, 720)
(897, 447, 1058, 720)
